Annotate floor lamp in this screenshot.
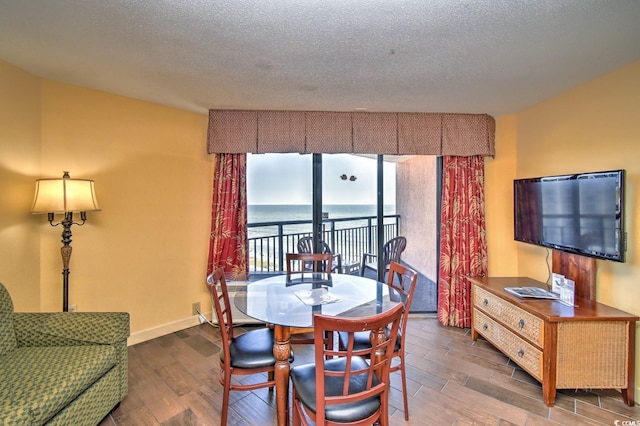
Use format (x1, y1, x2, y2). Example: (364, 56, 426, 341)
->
(31, 171, 100, 312)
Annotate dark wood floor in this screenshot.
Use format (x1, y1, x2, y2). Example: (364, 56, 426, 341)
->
(99, 317, 640, 425)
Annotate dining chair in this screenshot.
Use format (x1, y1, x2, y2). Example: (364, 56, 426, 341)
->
(285, 252, 334, 348)
(286, 251, 333, 278)
(206, 268, 292, 426)
(297, 236, 342, 273)
(359, 236, 407, 279)
(290, 303, 404, 426)
(339, 261, 418, 420)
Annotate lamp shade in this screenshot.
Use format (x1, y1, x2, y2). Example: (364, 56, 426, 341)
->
(32, 175, 100, 213)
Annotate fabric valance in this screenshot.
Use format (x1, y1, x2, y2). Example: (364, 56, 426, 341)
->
(207, 110, 495, 157)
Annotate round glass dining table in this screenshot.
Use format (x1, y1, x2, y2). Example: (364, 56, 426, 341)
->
(234, 272, 404, 426)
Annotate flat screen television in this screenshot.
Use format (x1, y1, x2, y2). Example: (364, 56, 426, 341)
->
(514, 170, 625, 262)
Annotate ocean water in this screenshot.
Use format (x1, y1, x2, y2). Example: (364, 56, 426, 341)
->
(248, 204, 395, 238)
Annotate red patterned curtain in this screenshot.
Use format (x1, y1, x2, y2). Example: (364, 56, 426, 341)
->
(437, 155, 488, 328)
(207, 153, 248, 280)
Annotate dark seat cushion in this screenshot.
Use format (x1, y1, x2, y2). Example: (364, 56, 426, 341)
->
(290, 356, 381, 423)
(222, 327, 293, 369)
(0, 345, 117, 425)
(338, 330, 401, 352)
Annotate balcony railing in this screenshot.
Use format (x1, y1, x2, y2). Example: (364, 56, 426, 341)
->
(248, 215, 400, 273)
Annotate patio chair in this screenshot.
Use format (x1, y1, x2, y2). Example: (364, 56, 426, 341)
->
(297, 236, 342, 273)
(290, 303, 404, 425)
(359, 236, 407, 279)
(206, 268, 293, 426)
(339, 261, 418, 420)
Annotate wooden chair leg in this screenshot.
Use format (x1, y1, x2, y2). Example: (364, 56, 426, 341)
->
(221, 378, 231, 426)
(292, 388, 302, 426)
(380, 390, 390, 426)
(400, 357, 409, 420)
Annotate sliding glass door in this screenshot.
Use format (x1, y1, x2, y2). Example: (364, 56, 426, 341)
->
(247, 153, 395, 279)
(321, 154, 396, 280)
(247, 152, 439, 312)
(246, 153, 312, 273)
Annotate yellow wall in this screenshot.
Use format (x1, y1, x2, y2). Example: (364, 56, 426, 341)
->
(0, 61, 42, 310)
(485, 114, 519, 277)
(489, 60, 640, 400)
(38, 81, 212, 336)
(0, 60, 213, 339)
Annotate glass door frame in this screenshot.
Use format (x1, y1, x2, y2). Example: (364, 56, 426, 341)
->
(311, 154, 386, 282)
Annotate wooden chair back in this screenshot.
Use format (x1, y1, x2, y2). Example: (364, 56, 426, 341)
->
(285, 252, 335, 348)
(206, 268, 235, 358)
(286, 252, 333, 277)
(386, 261, 418, 353)
(307, 303, 403, 425)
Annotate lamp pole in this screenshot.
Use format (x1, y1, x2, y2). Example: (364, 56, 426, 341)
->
(51, 210, 87, 311)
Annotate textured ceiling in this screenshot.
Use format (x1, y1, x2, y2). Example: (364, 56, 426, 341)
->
(0, 1, 639, 116)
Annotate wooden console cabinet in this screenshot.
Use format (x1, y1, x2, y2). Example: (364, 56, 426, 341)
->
(469, 276, 638, 407)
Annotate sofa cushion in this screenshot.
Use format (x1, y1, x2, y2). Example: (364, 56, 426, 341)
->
(0, 345, 117, 425)
(0, 283, 17, 356)
(0, 405, 33, 426)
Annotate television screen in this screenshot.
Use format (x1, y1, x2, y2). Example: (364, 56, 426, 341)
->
(514, 170, 625, 262)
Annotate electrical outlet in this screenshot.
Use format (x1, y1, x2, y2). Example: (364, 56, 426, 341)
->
(69, 305, 77, 312)
(192, 302, 201, 316)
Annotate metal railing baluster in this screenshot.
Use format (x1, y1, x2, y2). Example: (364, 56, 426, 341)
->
(247, 214, 400, 273)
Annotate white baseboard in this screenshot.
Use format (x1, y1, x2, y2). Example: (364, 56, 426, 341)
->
(128, 290, 262, 346)
(128, 314, 208, 346)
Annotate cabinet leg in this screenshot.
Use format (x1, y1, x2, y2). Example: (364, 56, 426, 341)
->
(622, 388, 635, 407)
(542, 384, 556, 407)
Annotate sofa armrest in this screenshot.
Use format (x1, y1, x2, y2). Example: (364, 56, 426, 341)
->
(13, 312, 129, 347)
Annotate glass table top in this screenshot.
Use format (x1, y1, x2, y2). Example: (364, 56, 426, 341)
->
(234, 273, 404, 328)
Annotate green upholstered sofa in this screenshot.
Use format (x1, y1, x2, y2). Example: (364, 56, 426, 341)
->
(0, 282, 129, 425)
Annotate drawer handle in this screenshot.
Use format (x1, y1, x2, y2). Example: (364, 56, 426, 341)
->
(483, 323, 488, 331)
(483, 298, 489, 306)
(517, 349, 525, 358)
(519, 319, 525, 329)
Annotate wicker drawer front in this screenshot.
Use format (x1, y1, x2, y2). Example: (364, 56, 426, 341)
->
(556, 321, 629, 389)
(474, 310, 543, 380)
(474, 286, 543, 346)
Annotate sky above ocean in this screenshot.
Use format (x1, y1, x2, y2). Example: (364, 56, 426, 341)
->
(247, 153, 396, 205)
